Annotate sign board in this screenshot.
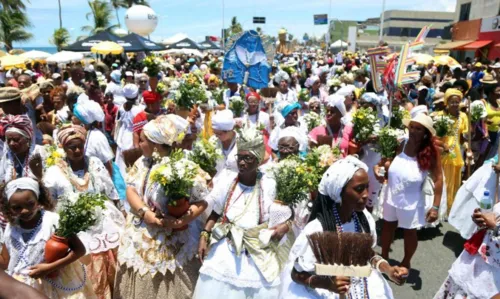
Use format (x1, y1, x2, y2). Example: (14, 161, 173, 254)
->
(480, 16, 500, 33)
(314, 14, 328, 25)
(253, 17, 266, 24)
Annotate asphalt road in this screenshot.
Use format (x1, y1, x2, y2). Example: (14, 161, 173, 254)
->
(373, 220, 466, 299)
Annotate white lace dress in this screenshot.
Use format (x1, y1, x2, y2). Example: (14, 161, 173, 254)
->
(194, 170, 293, 299)
(434, 203, 500, 299)
(0, 144, 47, 184)
(43, 157, 125, 255)
(4, 210, 96, 298)
(279, 212, 394, 299)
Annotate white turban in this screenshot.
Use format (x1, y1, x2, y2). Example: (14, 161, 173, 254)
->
(361, 92, 382, 106)
(336, 85, 355, 97)
(326, 94, 347, 116)
(122, 84, 139, 99)
(5, 177, 40, 201)
(305, 75, 320, 88)
(143, 115, 186, 146)
(318, 156, 368, 203)
(410, 105, 428, 119)
(200, 64, 208, 71)
(274, 70, 290, 84)
(73, 98, 105, 125)
(278, 126, 308, 152)
(212, 110, 235, 131)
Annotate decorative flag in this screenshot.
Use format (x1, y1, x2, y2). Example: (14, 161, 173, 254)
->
(367, 46, 391, 92)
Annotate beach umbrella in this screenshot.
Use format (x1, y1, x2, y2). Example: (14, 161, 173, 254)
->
(413, 53, 434, 65)
(0, 54, 26, 69)
(91, 41, 124, 55)
(9, 49, 25, 55)
(433, 55, 459, 67)
(0, 50, 7, 57)
(46, 51, 84, 64)
(20, 50, 51, 62)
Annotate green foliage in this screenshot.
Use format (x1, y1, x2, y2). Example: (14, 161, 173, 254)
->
(55, 193, 107, 238)
(80, 0, 117, 37)
(189, 137, 222, 176)
(303, 145, 341, 190)
(229, 96, 245, 117)
(272, 156, 310, 206)
(374, 127, 399, 159)
(352, 107, 378, 143)
(143, 55, 161, 77)
(50, 28, 71, 52)
(0, 9, 32, 49)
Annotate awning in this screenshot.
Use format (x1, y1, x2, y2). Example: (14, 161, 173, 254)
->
(495, 43, 500, 48)
(434, 40, 473, 50)
(461, 40, 492, 50)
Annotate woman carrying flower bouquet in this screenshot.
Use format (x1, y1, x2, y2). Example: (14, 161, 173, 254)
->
(194, 128, 293, 299)
(308, 95, 353, 157)
(377, 113, 444, 270)
(40, 124, 125, 299)
(0, 177, 96, 298)
(240, 92, 271, 134)
(279, 156, 407, 299)
(115, 115, 209, 299)
(437, 88, 471, 213)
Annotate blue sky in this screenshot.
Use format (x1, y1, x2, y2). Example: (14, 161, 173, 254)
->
(20, 0, 456, 47)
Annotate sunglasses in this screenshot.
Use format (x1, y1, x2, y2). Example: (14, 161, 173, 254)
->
(236, 154, 255, 163)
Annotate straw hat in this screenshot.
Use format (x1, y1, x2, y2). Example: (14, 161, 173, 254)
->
(0, 87, 21, 103)
(479, 73, 498, 84)
(403, 113, 436, 136)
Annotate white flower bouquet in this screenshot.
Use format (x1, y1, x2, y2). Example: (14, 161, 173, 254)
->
(229, 95, 245, 117)
(303, 111, 322, 131)
(432, 115, 455, 138)
(188, 136, 222, 177)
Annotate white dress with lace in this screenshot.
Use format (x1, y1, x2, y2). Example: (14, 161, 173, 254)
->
(0, 145, 47, 184)
(117, 156, 209, 277)
(43, 157, 125, 254)
(279, 213, 394, 299)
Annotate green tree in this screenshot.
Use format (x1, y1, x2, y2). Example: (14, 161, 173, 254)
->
(81, 0, 117, 37)
(0, 0, 27, 11)
(256, 27, 262, 35)
(50, 27, 70, 51)
(110, 0, 127, 28)
(229, 16, 242, 36)
(126, 0, 149, 8)
(0, 9, 32, 49)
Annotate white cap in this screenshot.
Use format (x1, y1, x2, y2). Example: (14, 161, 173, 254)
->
(125, 71, 134, 77)
(123, 84, 139, 99)
(212, 110, 235, 131)
(52, 73, 62, 79)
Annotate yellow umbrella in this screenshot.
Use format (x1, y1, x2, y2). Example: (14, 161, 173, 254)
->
(9, 49, 25, 55)
(433, 55, 459, 67)
(91, 41, 124, 55)
(413, 53, 434, 65)
(0, 50, 6, 57)
(0, 54, 26, 69)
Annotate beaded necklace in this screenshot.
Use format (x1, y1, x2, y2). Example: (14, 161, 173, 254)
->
(332, 206, 370, 299)
(221, 175, 263, 224)
(45, 264, 87, 292)
(12, 210, 44, 271)
(10, 150, 30, 180)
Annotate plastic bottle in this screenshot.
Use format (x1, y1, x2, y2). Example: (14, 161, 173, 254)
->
(479, 190, 492, 211)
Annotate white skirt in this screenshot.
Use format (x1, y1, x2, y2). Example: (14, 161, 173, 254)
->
(193, 273, 279, 299)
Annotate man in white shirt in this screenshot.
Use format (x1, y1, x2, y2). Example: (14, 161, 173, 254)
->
(105, 70, 125, 105)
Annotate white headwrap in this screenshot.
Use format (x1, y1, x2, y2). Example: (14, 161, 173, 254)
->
(336, 85, 356, 97)
(212, 110, 235, 131)
(278, 126, 308, 152)
(305, 75, 320, 88)
(318, 156, 368, 203)
(143, 115, 187, 146)
(326, 94, 347, 116)
(274, 70, 290, 84)
(73, 98, 105, 125)
(410, 105, 428, 119)
(5, 177, 40, 201)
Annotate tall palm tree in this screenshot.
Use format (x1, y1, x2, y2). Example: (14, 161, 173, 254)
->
(57, 0, 62, 29)
(229, 16, 242, 36)
(0, 9, 32, 49)
(110, 0, 126, 28)
(126, 0, 148, 8)
(0, 0, 27, 11)
(81, 0, 117, 37)
(50, 28, 70, 51)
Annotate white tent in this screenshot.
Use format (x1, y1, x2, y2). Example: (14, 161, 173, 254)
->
(330, 40, 348, 49)
(162, 33, 188, 45)
(20, 50, 51, 60)
(160, 48, 204, 58)
(46, 51, 84, 64)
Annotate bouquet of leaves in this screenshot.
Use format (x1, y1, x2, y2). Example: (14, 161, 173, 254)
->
(298, 88, 310, 102)
(471, 102, 487, 123)
(327, 78, 341, 88)
(352, 107, 378, 143)
(303, 145, 342, 191)
(374, 127, 400, 159)
(55, 192, 107, 238)
(432, 115, 455, 138)
(340, 72, 354, 85)
(143, 55, 162, 78)
(188, 136, 222, 177)
(270, 156, 310, 206)
(335, 66, 345, 75)
(176, 74, 208, 109)
(281, 65, 296, 76)
(44, 144, 66, 167)
(229, 96, 245, 117)
(213, 88, 224, 105)
(150, 154, 200, 201)
(389, 107, 410, 130)
(302, 111, 321, 131)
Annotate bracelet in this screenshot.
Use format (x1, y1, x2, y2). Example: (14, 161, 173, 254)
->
(375, 258, 387, 272)
(432, 205, 440, 211)
(369, 255, 382, 267)
(307, 274, 316, 288)
(200, 230, 211, 240)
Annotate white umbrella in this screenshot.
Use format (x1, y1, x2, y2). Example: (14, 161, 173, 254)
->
(20, 50, 51, 60)
(330, 40, 348, 49)
(46, 51, 84, 64)
(161, 48, 204, 58)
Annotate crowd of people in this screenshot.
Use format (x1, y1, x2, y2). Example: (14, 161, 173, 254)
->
(0, 46, 498, 299)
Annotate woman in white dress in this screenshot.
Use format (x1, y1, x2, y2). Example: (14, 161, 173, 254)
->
(41, 124, 125, 299)
(239, 92, 271, 134)
(434, 202, 500, 298)
(275, 71, 298, 105)
(194, 128, 293, 299)
(114, 115, 209, 299)
(211, 110, 238, 184)
(280, 156, 408, 299)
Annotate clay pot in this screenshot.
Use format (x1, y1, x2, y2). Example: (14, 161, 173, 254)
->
(149, 76, 158, 92)
(44, 234, 69, 278)
(167, 198, 190, 231)
(348, 141, 360, 155)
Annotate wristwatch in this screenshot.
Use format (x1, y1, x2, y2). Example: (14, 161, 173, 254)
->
(137, 206, 150, 219)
